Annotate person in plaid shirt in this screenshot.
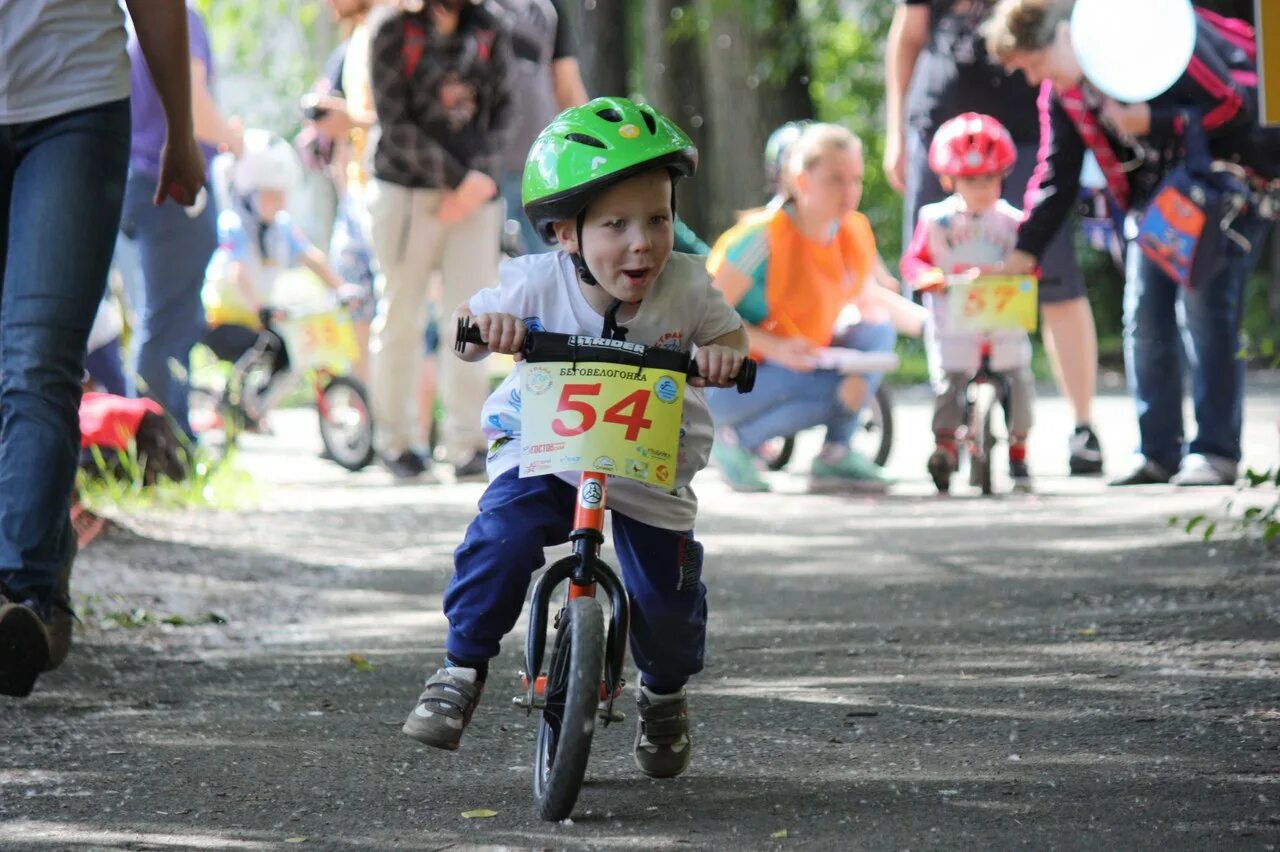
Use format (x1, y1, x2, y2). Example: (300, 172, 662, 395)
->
(364, 0, 513, 482)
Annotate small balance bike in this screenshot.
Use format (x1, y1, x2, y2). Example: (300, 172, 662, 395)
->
(939, 273, 1038, 496)
(456, 317, 755, 820)
(191, 287, 374, 471)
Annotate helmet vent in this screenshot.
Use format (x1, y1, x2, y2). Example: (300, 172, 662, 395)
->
(595, 107, 623, 123)
(566, 132, 607, 149)
(639, 109, 658, 135)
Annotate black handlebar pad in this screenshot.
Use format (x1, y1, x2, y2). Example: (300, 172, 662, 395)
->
(456, 317, 756, 393)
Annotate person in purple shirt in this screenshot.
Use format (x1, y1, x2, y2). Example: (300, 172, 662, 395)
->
(118, 4, 241, 439)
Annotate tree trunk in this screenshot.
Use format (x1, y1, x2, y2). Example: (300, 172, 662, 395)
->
(697, 0, 815, 237)
(564, 0, 630, 97)
(643, 1, 713, 238)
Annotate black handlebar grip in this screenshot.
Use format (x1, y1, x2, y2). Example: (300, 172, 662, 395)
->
(734, 358, 757, 394)
(455, 316, 486, 352)
(688, 354, 756, 394)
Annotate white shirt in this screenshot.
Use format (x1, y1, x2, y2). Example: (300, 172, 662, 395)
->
(918, 196, 1033, 375)
(469, 251, 743, 531)
(0, 0, 131, 123)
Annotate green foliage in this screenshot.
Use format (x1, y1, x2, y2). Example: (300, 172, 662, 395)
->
(666, 0, 815, 87)
(1172, 467, 1280, 547)
(803, 0, 901, 259)
(193, 0, 335, 136)
(76, 441, 255, 514)
(1074, 234, 1126, 348)
(77, 594, 228, 631)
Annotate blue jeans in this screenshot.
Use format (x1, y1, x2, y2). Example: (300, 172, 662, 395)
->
(1122, 213, 1269, 470)
(0, 99, 131, 601)
(444, 469, 707, 692)
(499, 169, 551, 256)
(706, 321, 897, 450)
(119, 170, 217, 438)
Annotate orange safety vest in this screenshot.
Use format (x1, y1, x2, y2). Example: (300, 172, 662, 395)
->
(711, 205, 876, 348)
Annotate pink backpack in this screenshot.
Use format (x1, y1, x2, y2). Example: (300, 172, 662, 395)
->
(1195, 7, 1258, 87)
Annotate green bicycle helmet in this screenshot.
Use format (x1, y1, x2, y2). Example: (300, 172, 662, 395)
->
(522, 97, 698, 245)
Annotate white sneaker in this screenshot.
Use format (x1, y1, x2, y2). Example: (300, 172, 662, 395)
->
(1170, 453, 1237, 486)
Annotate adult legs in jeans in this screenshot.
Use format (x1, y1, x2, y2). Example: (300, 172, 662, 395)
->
(708, 365, 846, 450)
(1121, 241, 1187, 474)
(120, 171, 217, 439)
(1182, 215, 1268, 466)
(0, 100, 130, 612)
(824, 321, 896, 446)
(707, 321, 895, 449)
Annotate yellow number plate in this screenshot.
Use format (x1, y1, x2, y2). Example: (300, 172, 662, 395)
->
(295, 313, 359, 371)
(519, 362, 686, 487)
(947, 275, 1039, 332)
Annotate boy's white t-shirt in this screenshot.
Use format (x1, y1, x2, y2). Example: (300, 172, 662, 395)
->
(918, 196, 1033, 375)
(469, 250, 743, 531)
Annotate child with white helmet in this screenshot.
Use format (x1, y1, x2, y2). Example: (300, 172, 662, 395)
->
(202, 129, 358, 399)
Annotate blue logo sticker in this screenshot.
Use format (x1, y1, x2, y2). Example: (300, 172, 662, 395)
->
(654, 376, 679, 403)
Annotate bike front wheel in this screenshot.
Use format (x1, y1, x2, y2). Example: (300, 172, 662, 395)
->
(533, 595, 605, 821)
(968, 384, 998, 496)
(317, 375, 375, 471)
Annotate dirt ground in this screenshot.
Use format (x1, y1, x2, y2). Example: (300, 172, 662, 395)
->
(3, 376, 1279, 851)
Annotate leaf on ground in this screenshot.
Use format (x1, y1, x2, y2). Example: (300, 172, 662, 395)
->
(1184, 514, 1204, 533)
(284, 838, 307, 844)
(1202, 522, 1217, 542)
(161, 615, 189, 626)
(1264, 521, 1280, 544)
(347, 653, 374, 673)
(1077, 627, 1097, 637)
(462, 808, 498, 819)
(771, 829, 789, 838)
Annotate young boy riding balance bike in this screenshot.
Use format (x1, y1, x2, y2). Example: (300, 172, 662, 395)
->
(401, 98, 749, 779)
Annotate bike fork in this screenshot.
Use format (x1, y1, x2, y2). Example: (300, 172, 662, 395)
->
(514, 472, 631, 725)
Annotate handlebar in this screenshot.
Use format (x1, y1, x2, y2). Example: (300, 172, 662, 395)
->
(456, 316, 757, 394)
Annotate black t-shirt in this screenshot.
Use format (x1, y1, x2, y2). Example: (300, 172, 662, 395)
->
(503, 0, 575, 63)
(901, 0, 1040, 144)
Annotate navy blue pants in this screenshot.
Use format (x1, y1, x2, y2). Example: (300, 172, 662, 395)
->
(444, 469, 707, 692)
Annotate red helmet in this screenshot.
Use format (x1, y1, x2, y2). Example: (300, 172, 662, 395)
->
(928, 113, 1017, 178)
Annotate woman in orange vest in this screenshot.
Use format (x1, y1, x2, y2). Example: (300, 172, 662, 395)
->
(705, 123, 905, 493)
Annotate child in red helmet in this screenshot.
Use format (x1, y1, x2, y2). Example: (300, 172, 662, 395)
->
(901, 112, 1035, 494)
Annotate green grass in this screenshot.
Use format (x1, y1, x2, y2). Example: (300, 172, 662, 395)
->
(76, 440, 257, 514)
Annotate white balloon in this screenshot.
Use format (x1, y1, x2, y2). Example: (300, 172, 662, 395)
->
(1070, 0, 1197, 103)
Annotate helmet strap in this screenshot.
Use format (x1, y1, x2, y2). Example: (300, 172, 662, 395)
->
(570, 211, 599, 286)
(601, 297, 628, 341)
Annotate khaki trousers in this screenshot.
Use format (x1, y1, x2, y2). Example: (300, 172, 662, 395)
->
(365, 179, 499, 461)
